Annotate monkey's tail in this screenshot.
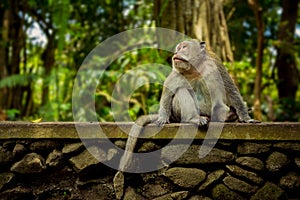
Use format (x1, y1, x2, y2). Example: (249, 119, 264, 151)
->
(113, 114, 158, 199)
(119, 114, 158, 171)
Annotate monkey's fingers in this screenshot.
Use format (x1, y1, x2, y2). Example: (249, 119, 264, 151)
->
(199, 116, 209, 126)
(155, 118, 170, 126)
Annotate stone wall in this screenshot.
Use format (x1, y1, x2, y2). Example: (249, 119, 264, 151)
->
(0, 122, 300, 200)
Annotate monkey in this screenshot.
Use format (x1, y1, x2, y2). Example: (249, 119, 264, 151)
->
(117, 70, 209, 172)
(156, 39, 258, 125)
(114, 39, 258, 199)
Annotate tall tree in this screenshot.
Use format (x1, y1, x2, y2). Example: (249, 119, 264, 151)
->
(274, 0, 300, 120)
(248, 0, 264, 121)
(154, 0, 233, 62)
(0, 0, 26, 113)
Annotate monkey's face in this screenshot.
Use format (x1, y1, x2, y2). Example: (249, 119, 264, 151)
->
(172, 40, 205, 73)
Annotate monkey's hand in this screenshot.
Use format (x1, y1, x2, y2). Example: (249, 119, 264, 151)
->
(155, 117, 170, 126)
(199, 116, 209, 126)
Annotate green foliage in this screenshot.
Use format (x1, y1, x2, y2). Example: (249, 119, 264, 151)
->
(0, 74, 36, 88)
(0, 0, 299, 122)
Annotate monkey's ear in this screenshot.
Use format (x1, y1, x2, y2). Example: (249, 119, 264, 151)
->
(200, 41, 206, 50)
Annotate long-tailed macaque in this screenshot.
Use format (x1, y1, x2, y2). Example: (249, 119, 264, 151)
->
(114, 40, 258, 199)
(156, 39, 257, 124)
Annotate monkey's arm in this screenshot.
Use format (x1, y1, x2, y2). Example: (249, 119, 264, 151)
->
(156, 86, 173, 126)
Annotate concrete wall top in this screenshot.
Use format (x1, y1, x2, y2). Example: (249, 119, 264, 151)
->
(0, 122, 300, 140)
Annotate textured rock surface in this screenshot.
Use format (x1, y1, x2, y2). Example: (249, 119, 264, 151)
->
(250, 182, 286, 200)
(69, 146, 105, 172)
(198, 170, 225, 191)
(236, 156, 264, 171)
(266, 151, 289, 172)
(279, 172, 300, 191)
(170, 145, 234, 165)
(211, 184, 245, 200)
(226, 165, 263, 185)
(10, 153, 46, 173)
(223, 176, 258, 194)
(62, 142, 84, 155)
(0, 122, 300, 199)
(165, 167, 206, 189)
(0, 172, 15, 190)
(46, 149, 63, 167)
(123, 187, 146, 200)
(238, 142, 271, 155)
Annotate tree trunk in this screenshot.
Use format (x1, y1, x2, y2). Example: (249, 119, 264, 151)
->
(42, 37, 55, 106)
(274, 0, 299, 120)
(0, 7, 9, 109)
(154, 0, 233, 62)
(248, 0, 264, 121)
(275, 0, 299, 99)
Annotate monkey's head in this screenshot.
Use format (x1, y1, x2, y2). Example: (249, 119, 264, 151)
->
(172, 40, 206, 73)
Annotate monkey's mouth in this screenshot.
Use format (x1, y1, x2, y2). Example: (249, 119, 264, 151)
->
(173, 55, 188, 62)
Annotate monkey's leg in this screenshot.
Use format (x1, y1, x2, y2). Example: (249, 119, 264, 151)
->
(172, 88, 208, 126)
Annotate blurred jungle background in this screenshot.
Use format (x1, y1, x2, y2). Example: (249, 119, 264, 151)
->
(0, 0, 299, 122)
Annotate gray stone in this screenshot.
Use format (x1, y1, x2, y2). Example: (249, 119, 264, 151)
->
(161, 144, 191, 163)
(274, 142, 300, 152)
(107, 148, 118, 161)
(226, 165, 263, 185)
(0, 172, 15, 190)
(62, 142, 84, 155)
(279, 172, 300, 191)
(12, 143, 27, 158)
(295, 157, 300, 167)
(223, 176, 258, 194)
(79, 182, 114, 200)
(114, 140, 126, 149)
(165, 167, 206, 189)
(142, 183, 169, 199)
(46, 149, 63, 167)
(69, 146, 106, 172)
(153, 193, 172, 200)
(198, 170, 225, 191)
(237, 142, 271, 155)
(189, 195, 212, 200)
(123, 187, 146, 200)
(10, 153, 46, 173)
(171, 191, 189, 200)
(138, 141, 159, 152)
(0, 186, 32, 200)
(0, 146, 14, 165)
(266, 152, 289, 172)
(166, 145, 234, 165)
(3, 141, 15, 150)
(236, 156, 264, 171)
(30, 140, 60, 152)
(211, 184, 245, 200)
(250, 182, 287, 200)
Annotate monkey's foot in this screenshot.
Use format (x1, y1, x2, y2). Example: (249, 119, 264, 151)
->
(190, 116, 209, 126)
